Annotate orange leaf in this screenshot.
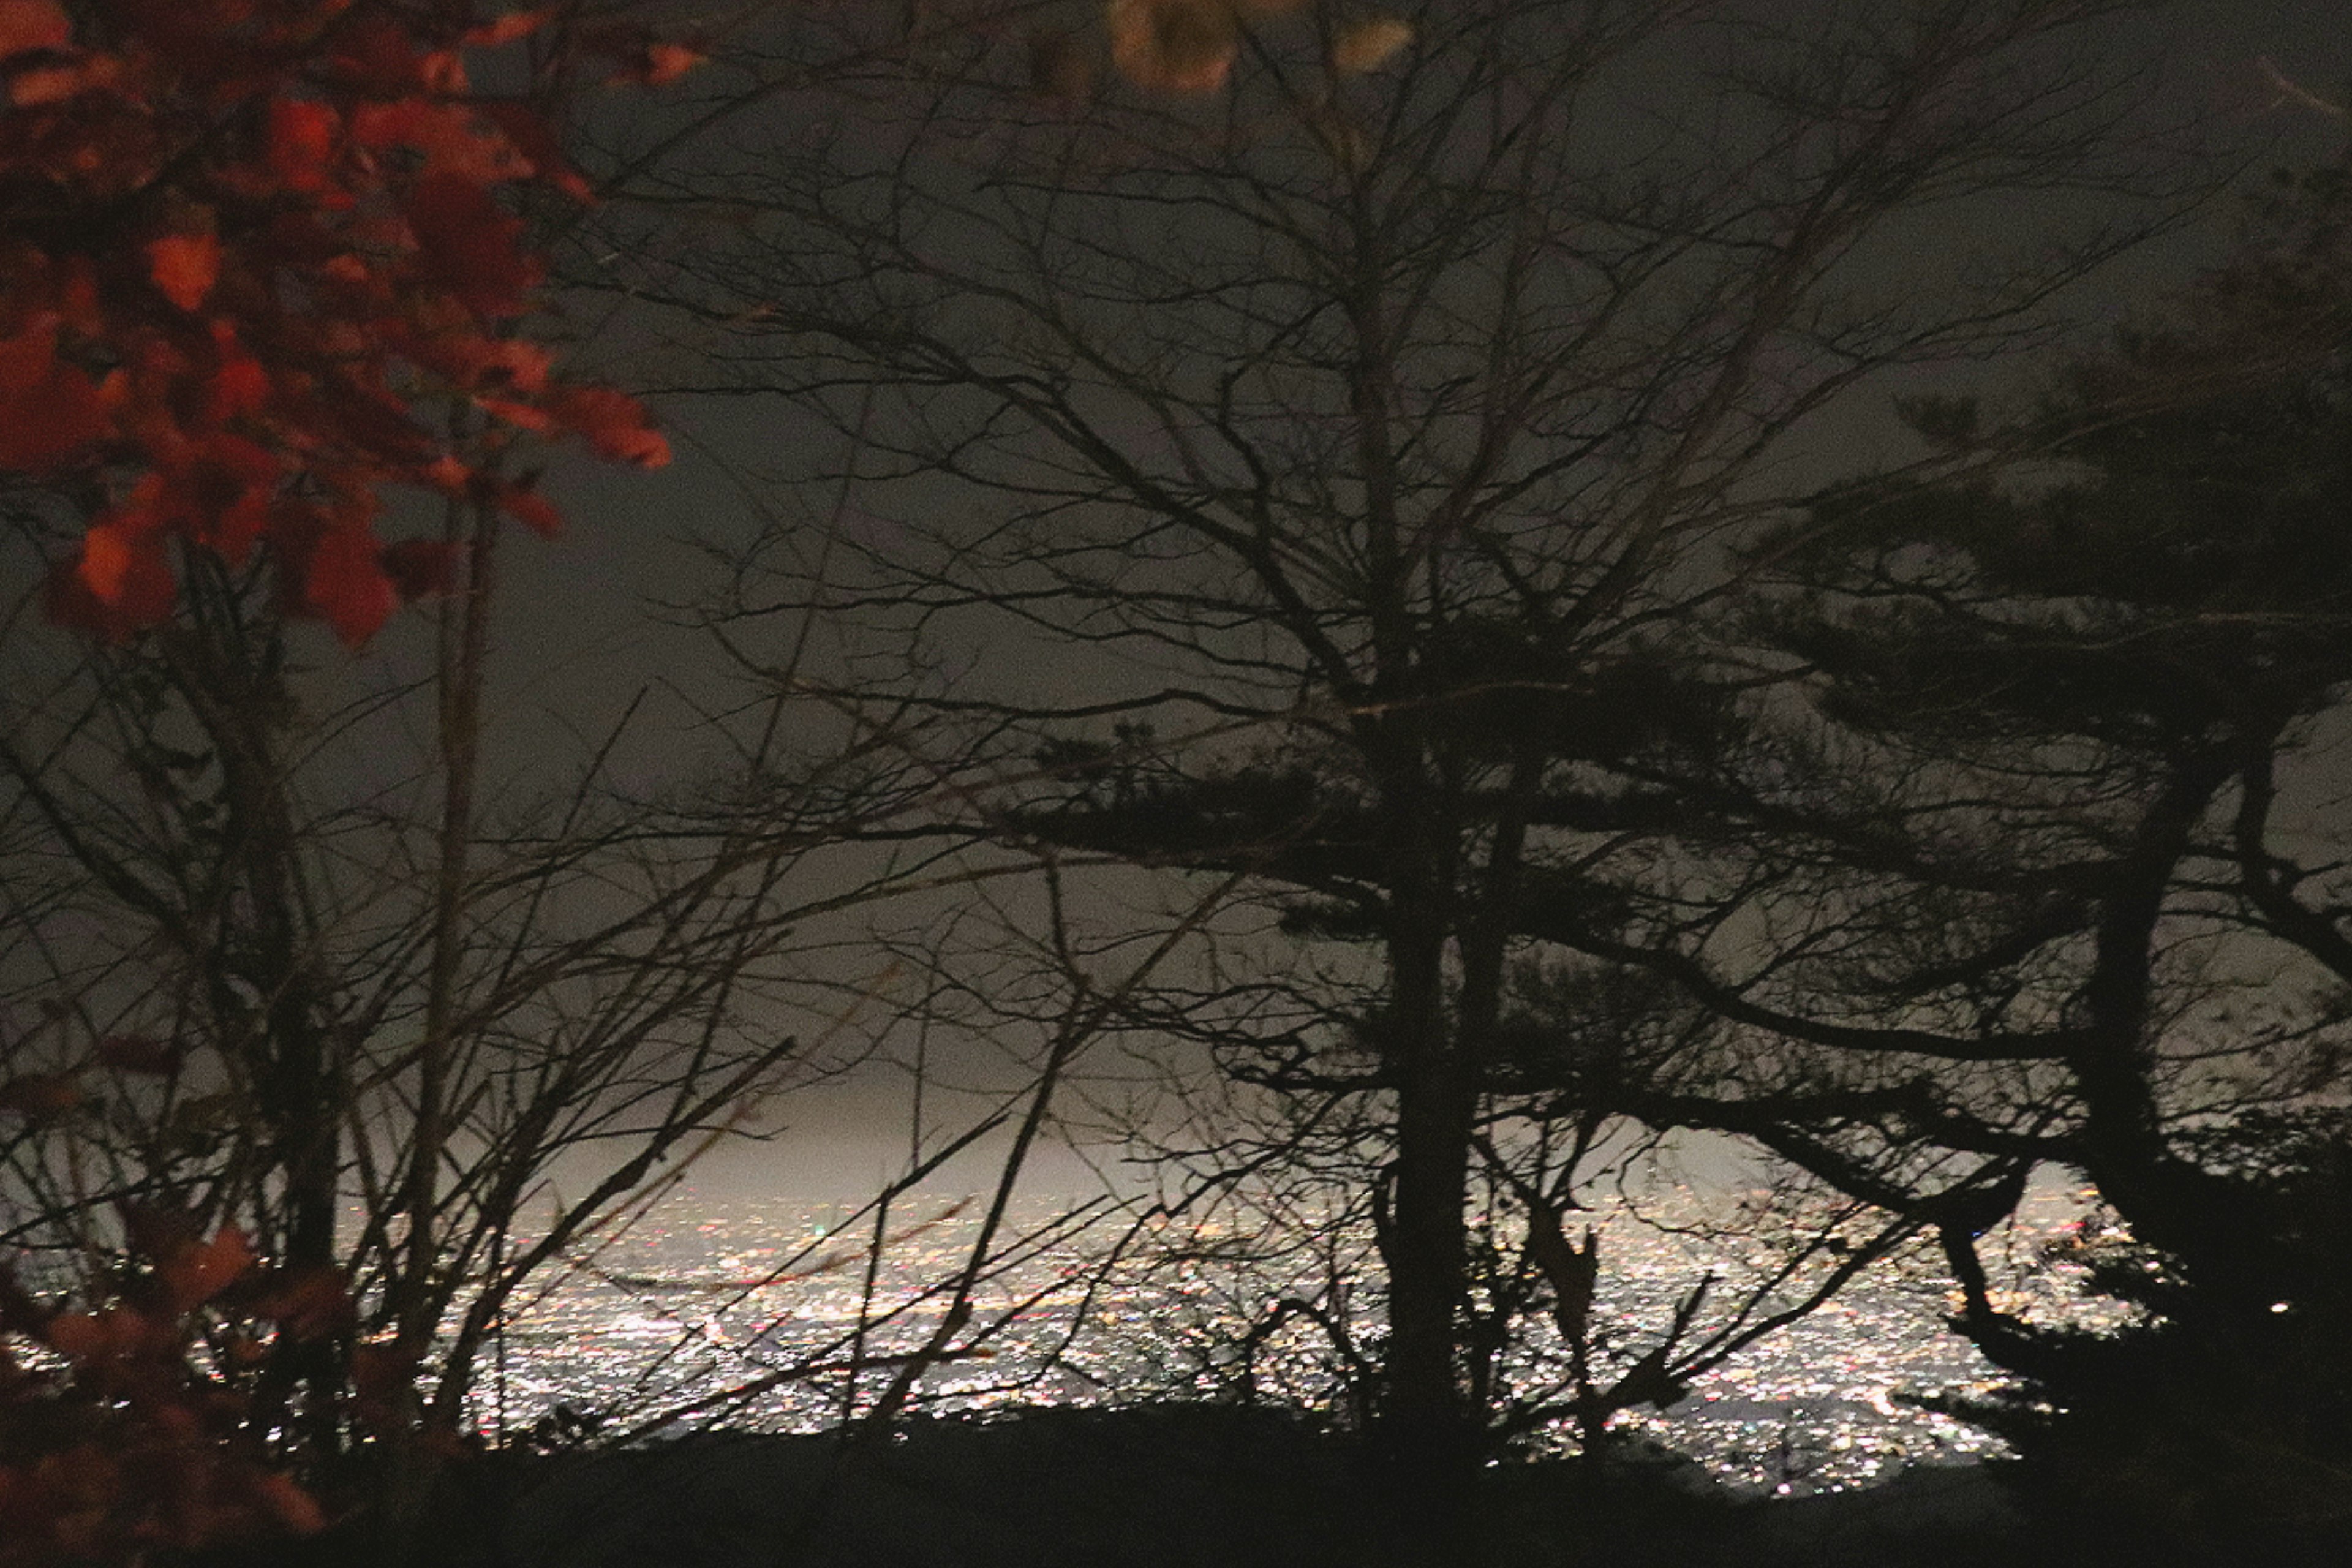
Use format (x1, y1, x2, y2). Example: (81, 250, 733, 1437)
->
(47, 546, 171, 641)
(477, 394, 557, 434)
(147, 233, 221, 312)
(1107, 0, 1236, 96)
(463, 7, 551, 48)
(639, 43, 704, 86)
(0, 0, 69, 59)
(1332, 17, 1412, 74)
(9, 54, 107, 107)
(496, 481, 562, 537)
(554, 385, 670, 467)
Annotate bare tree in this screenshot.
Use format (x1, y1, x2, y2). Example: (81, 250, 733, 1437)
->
(603, 0, 2204, 1517)
(0, 486, 980, 1517)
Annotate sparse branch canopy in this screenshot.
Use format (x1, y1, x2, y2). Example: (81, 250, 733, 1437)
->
(615, 0, 2207, 1499)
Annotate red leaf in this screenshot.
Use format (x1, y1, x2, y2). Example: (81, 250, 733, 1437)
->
(0, 0, 69, 59)
(352, 97, 529, 184)
(250, 1472, 326, 1536)
(206, 348, 271, 424)
(350, 1342, 420, 1429)
(0, 1072, 80, 1120)
(324, 13, 429, 94)
(266, 97, 340, 195)
(496, 481, 562, 537)
(247, 1265, 355, 1338)
(147, 233, 222, 312)
(117, 1200, 206, 1261)
(464, 7, 551, 48)
(159, 1227, 255, 1313)
(380, 537, 460, 598)
(0, 320, 108, 473)
(478, 100, 594, 202)
(40, 1311, 110, 1360)
(301, 524, 397, 646)
(638, 43, 705, 86)
(554, 385, 670, 467)
(404, 172, 539, 318)
(477, 394, 556, 434)
(77, 516, 168, 609)
(96, 1035, 182, 1074)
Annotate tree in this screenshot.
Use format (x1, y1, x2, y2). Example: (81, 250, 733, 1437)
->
(1, 0, 674, 646)
(616, 0, 2194, 1512)
(4, 7, 1150, 1556)
(1555, 160, 2352, 1546)
(0, 2, 783, 1555)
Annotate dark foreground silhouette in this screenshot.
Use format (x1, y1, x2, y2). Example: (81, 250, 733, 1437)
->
(247, 1403, 2342, 1568)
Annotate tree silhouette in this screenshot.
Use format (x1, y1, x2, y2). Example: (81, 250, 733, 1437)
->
(1570, 161, 2352, 1548)
(624, 0, 2198, 1517)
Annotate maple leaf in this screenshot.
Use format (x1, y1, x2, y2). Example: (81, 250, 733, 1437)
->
(350, 1341, 422, 1430)
(478, 393, 558, 433)
(478, 99, 595, 201)
(250, 1472, 327, 1536)
(464, 7, 552, 49)
(147, 233, 222, 311)
(0, 0, 69, 59)
(7, 1, 673, 657)
(300, 522, 399, 646)
(639, 42, 706, 86)
(203, 327, 273, 424)
(404, 170, 540, 318)
(1332, 17, 1412, 75)
(0, 320, 108, 471)
(69, 516, 178, 635)
(96, 1035, 183, 1074)
(246, 1265, 356, 1338)
(0, 1072, 80, 1120)
(353, 97, 532, 184)
(496, 481, 563, 537)
(266, 97, 341, 196)
(555, 385, 671, 467)
(1107, 0, 1237, 96)
(380, 536, 461, 597)
(158, 1227, 257, 1314)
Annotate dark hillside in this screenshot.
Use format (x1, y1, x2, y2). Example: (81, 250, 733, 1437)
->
(344, 1404, 2062, 1568)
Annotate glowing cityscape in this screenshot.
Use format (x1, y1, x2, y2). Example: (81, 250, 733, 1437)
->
(461, 1186, 2125, 1494)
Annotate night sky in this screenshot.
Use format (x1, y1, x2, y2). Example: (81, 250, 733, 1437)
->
(432, 0, 2352, 1198)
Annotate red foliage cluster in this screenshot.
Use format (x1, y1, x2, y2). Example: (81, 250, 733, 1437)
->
(0, 1223, 352, 1564)
(0, 0, 675, 645)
